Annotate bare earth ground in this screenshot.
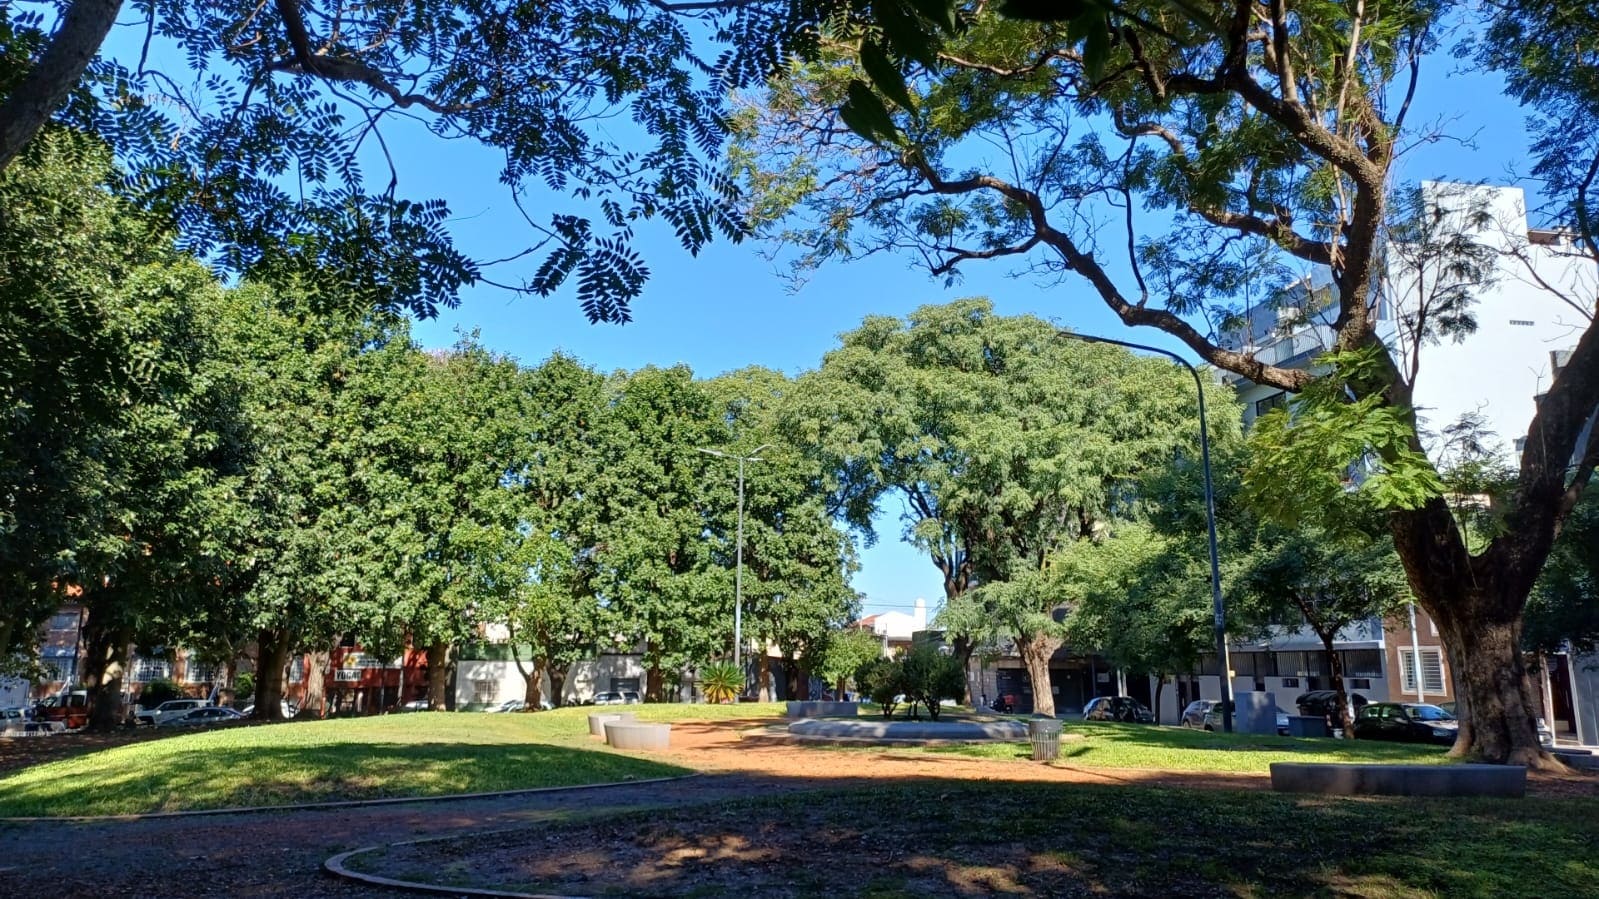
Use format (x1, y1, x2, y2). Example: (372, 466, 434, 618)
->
(0, 715, 1593, 897)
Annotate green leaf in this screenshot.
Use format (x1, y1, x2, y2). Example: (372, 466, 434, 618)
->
(874, 0, 941, 67)
(1082, 19, 1111, 81)
(997, 0, 1087, 23)
(860, 39, 917, 112)
(903, 0, 960, 33)
(841, 80, 899, 143)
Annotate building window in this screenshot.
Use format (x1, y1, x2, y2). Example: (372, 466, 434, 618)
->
(1348, 678, 1372, 690)
(289, 658, 305, 683)
(132, 657, 171, 684)
(1341, 649, 1384, 679)
(473, 680, 498, 704)
(1398, 648, 1446, 694)
(44, 658, 76, 683)
(48, 612, 79, 632)
(1514, 437, 1527, 453)
(1254, 392, 1288, 418)
(1280, 677, 1300, 689)
(186, 661, 217, 684)
(1509, 319, 1535, 327)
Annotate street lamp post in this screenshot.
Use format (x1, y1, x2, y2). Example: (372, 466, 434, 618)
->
(697, 444, 771, 672)
(1057, 331, 1235, 733)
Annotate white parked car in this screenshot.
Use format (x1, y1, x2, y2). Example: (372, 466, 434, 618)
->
(486, 699, 525, 713)
(238, 700, 297, 718)
(135, 699, 209, 726)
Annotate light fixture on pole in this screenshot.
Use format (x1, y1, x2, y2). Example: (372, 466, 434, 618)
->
(697, 444, 771, 672)
(1057, 330, 1235, 733)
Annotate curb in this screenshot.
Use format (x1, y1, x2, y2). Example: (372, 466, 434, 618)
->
(325, 834, 589, 899)
(0, 772, 699, 824)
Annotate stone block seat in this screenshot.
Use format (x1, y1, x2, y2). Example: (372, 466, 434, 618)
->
(784, 701, 860, 719)
(587, 712, 636, 736)
(1269, 762, 1526, 798)
(604, 721, 672, 750)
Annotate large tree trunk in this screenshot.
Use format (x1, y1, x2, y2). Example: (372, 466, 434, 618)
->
(254, 628, 293, 721)
(426, 640, 451, 710)
(1320, 632, 1353, 736)
(524, 657, 547, 708)
(951, 634, 977, 706)
(303, 644, 331, 718)
(1152, 672, 1166, 725)
(1391, 499, 1556, 767)
(756, 653, 772, 702)
(1017, 633, 1062, 718)
(645, 664, 664, 703)
(548, 662, 568, 708)
(1433, 606, 1551, 767)
(81, 614, 131, 731)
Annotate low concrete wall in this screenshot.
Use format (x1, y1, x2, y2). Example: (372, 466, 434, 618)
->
(789, 718, 1029, 741)
(1270, 762, 1526, 798)
(605, 722, 671, 750)
(784, 701, 860, 719)
(587, 712, 635, 736)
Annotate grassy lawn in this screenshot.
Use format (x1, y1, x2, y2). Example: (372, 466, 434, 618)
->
(0, 703, 783, 817)
(354, 781, 1599, 898)
(909, 720, 1453, 773)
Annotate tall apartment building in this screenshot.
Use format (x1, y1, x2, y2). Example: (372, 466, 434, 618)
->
(1212, 181, 1597, 744)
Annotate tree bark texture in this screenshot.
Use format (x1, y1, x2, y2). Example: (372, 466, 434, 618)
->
(425, 640, 451, 709)
(254, 628, 293, 721)
(548, 663, 568, 708)
(0, 0, 123, 173)
(524, 657, 546, 708)
(951, 634, 976, 706)
(1017, 632, 1061, 718)
(81, 614, 131, 731)
(645, 664, 664, 703)
(304, 644, 331, 717)
(757, 653, 772, 702)
(1319, 633, 1353, 735)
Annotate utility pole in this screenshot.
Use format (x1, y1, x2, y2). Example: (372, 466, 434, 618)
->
(1057, 331, 1235, 733)
(697, 444, 771, 673)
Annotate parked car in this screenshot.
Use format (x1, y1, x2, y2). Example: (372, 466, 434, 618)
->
(1294, 690, 1368, 727)
(1350, 702, 1458, 745)
(593, 692, 626, 705)
(1202, 702, 1292, 735)
(135, 698, 210, 727)
(238, 700, 297, 719)
(1437, 701, 1555, 748)
(0, 707, 33, 734)
(159, 707, 245, 728)
(1179, 699, 1221, 729)
(1082, 696, 1154, 723)
(620, 691, 642, 705)
(486, 699, 526, 713)
(400, 698, 431, 711)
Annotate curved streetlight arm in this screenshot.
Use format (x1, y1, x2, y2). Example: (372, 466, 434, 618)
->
(1058, 331, 1235, 733)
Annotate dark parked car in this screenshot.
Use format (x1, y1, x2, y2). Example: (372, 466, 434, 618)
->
(1294, 690, 1368, 726)
(1179, 699, 1220, 728)
(1202, 701, 1292, 735)
(1082, 696, 1154, 723)
(1350, 702, 1458, 745)
(1437, 701, 1555, 748)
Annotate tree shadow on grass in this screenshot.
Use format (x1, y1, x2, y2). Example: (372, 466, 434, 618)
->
(0, 741, 686, 817)
(356, 778, 1599, 898)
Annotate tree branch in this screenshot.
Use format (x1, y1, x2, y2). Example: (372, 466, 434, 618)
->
(0, 0, 124, 173)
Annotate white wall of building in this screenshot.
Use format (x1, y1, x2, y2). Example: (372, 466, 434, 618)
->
(455, 654, 651, 707)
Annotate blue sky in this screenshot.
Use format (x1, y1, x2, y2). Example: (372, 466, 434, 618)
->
(398, 54, 1536, 622)
(98, 24, 1541, 621)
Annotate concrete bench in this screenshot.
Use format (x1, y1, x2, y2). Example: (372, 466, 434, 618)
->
(784, 701, 860, 719)
(604, 722, 671, 750)
(587, 712, 636, 737)
(1270, 762, 1526, 798)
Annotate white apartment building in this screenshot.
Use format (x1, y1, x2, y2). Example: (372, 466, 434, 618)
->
(1211, 181, 1597, 744)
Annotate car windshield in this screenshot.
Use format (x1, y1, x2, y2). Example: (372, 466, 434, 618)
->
(1407, 704, 1453, 721)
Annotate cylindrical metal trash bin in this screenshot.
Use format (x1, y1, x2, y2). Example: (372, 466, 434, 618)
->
(1029, 718, 1063, 761)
